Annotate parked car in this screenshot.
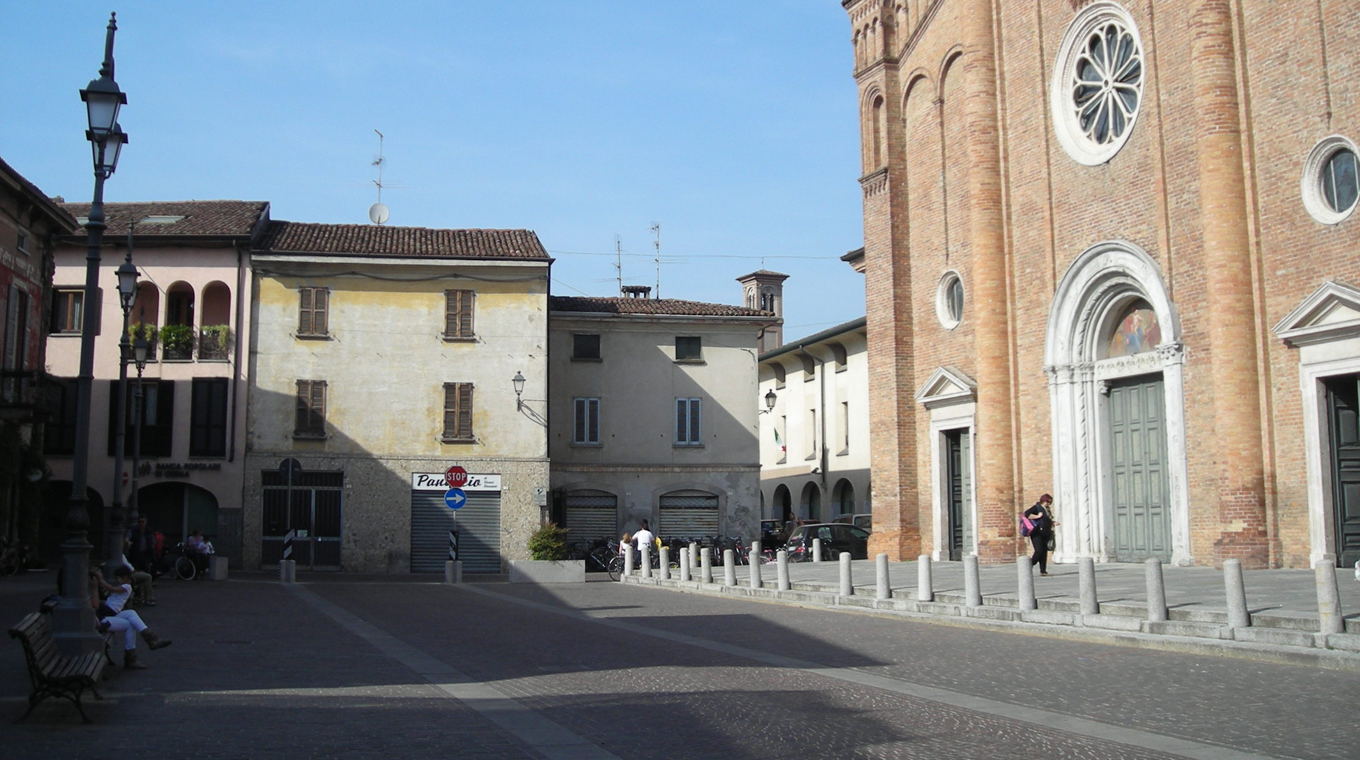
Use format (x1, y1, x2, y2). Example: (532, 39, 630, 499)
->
(760, 519, 787, 548)
(783, 523, 870, 562)
(833, 513, 873, 531)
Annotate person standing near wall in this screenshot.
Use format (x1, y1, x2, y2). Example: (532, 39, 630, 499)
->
(1024, 494, 1058, 576)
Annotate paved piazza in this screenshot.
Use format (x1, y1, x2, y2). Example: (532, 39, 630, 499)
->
(1, 573, 1354, 759)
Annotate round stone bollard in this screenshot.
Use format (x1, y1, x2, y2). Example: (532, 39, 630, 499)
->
(876, 553, 891, 600)
(444, 560, 463, 584)
(812, 538, 824, 563)
(624, 544, 635, 578)
(701, 547, 713, 584)
(777, 550, 790, 591)
(1017, 556, 1037, 611)
(679, 547, 692, 582)
(839, 553, 854, 596)
(1145, 558, 1168, 622)
(659, 546, 670, 581)
(690, 542, 700, 570)
(964, 555, 982, 607)
(1078, 556, 1099, 616)
(640, 544, 652, 579)
(749, 540, 763, 589)
(917, 554, 934, 602)
(724, 549, 737, 587)
(1223, 559, 1250, 629)
(1316, 560, 1344, 635)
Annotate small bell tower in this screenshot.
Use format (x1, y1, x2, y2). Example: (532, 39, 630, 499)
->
(737, 269, 788, 353)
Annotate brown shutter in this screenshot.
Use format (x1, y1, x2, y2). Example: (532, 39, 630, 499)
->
(458, 383, 474, 439)
(314, 289, 328, 335)
(443, 383, 457, 438)
(445, 290, 475, 339)
(299, 289, 313, 334)
(459, 291, 474, 338)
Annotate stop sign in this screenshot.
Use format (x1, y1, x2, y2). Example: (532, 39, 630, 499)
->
(445, 465, 468, 488)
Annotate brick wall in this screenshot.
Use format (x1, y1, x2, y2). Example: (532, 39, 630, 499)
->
(846, 0, 1360, 567)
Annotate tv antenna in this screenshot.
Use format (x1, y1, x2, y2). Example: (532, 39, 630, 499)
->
(368, 129, 390, 225)
(614, 235, 623, 296)
(651, 222, 661, 299)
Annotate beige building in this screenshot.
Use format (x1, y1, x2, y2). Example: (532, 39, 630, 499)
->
(46, 200, 268, 564)
(759, 316, 872, 530)
(845, 0, 1360, 568)
(244, 221, 551, 573)
(547, 289, 774, 544)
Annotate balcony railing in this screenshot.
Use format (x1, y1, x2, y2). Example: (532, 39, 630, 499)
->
(198, 326, 231, 361)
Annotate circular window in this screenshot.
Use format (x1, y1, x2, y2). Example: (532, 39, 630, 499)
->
(936, 272, 964, 329)
(1302, 135, 1360, 225)
(1050, 2, 1145, 166)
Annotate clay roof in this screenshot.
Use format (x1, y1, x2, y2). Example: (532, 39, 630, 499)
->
(735, 269, 789, 281)
(550, 296, 773, 318)
(0, 157, 81, 232)
(258, 221, 549, 260)
(58, 200, 268, 237)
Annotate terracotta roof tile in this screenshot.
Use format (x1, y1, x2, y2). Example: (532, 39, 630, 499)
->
(259, 221, 549, 259)
(58, 200, 268, 237)
(550, 296, 773, 318)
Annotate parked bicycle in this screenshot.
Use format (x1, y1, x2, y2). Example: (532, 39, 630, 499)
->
(162, 541, 197, 581)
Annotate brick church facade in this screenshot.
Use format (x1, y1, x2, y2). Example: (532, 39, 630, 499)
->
(844, 0, 1360, 569)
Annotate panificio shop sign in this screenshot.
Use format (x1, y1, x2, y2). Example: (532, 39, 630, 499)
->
(411, 473, 501, 492)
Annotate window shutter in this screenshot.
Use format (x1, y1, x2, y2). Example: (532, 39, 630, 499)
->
(459, 292, 474, 337)
(574, 398, 586, 443)
(310, 381, 326, 434)
(458, 383, 474, 439)
(298, 289, 313, 333)
(295, 381, 309, 434)
(314, 289, 328, 335)
(689, 398, 701, 442)
(675, 399, 688, 443)
(445, 290, 475, 339)
(588, 398, 599, 443)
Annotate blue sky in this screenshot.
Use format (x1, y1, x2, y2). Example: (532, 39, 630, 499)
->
(2, 1, 866, 336)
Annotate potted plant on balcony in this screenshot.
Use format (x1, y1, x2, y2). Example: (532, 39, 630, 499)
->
(199, 324, 231, 360)
(159, 324, 194, 360)
(509, 522, 584, 583)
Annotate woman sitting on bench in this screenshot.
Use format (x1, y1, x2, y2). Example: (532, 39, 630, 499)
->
(91, 566, 172, 670)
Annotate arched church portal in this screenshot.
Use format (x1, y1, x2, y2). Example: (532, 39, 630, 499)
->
(1044, 241, 1191, 565)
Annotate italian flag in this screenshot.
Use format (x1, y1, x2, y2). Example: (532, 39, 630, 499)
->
(773, 428, 785, 453)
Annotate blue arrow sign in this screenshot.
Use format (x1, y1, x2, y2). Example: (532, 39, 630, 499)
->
(444, 488, 467, 510)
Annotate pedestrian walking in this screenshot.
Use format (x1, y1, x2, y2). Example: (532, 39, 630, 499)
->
(1024, 493, 1059, 576)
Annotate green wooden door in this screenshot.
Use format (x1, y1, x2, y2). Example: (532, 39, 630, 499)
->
(945, 429, 972, 561)
(1325, 375, 1360, 568)
(1109, 376, 1171, 561)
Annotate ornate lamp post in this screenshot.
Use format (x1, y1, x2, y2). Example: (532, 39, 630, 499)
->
(129, 334, 150, 527)
(54, 12, 128, 654)
(104, 232, 139, 576)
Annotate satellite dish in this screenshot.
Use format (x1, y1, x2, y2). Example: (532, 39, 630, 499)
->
(368, 202, 390, 225)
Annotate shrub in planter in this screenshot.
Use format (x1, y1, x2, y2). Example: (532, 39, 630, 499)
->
(159, 324, 194, 359)
(528, 523, 569, 561)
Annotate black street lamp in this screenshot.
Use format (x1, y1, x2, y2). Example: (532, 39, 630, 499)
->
(104, 229, 139, 576)
(54, 12, 128, 655)
(130, 333, 150, 530)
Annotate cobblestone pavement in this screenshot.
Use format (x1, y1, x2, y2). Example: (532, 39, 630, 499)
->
(2, 571, 1355, 759)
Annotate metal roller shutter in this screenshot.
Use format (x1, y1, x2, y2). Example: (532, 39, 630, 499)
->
(563, 491, 617, 544)
(410, 491, 502, 573)
(658, 490, 720, 538)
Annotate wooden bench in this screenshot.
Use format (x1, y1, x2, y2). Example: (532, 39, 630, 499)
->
(8, 612, 106, 723)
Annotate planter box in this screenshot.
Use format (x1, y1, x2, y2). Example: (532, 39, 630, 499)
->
(509, 560, 585, 584)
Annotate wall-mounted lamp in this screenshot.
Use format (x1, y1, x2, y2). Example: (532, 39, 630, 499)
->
(512, 371, 526, 411)
(759, 388, 777, 414)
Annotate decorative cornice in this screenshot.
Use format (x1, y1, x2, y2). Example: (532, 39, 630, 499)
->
(860, 167, 889, 197)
